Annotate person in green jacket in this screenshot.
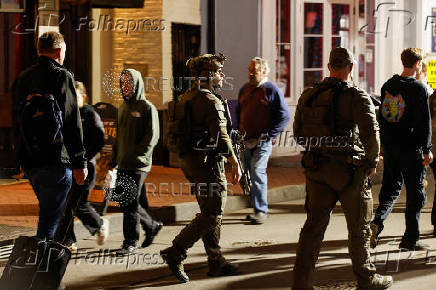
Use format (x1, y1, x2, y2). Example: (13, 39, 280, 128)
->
(111, 68, 163, 256)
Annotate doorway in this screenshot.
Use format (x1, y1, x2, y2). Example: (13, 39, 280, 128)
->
(302, 0, 354, 88)
(296, 0, 373, 94)
(171, 23, 201, 101)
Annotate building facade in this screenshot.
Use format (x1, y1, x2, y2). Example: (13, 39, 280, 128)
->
(1, 0, 435, 170)
(211, 0, 432, 156)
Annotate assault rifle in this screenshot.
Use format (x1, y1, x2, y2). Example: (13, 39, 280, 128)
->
(230, 130, 252, 195)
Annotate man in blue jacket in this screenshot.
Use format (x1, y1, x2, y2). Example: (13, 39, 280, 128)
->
(237, 57, 290, 224)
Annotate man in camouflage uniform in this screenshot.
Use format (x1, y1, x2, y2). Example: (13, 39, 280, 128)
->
(292, 48, 393, 290)
(161, 54, 242, 282)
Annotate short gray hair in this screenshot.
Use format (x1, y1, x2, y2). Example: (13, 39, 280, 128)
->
(251, 57, 270, 75)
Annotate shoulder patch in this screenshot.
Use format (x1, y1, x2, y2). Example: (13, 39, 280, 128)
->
(381, 91, 406, 122)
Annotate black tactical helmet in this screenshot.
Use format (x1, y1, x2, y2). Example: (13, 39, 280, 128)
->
(186, 53, 226, 77)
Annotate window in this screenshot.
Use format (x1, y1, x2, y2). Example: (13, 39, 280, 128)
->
(276, 0, 291, 98)
(331, 4, 350, 49)
(303, 3, 323, 88)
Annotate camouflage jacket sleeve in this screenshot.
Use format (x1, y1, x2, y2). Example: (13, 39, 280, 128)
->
(204, 94, 235, 157)
(351, 88, 380, 168)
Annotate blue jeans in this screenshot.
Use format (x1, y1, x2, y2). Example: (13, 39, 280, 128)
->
(243, 139, 273, 214)
(373, 147, 427, 243)
(57, 161, 102, 244)
(26, 164, 72, 240)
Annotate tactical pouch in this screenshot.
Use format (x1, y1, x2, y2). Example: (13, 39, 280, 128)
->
(350, 165, 371, 193)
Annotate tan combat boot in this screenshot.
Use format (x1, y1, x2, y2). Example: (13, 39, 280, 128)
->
(358, 274, 393, 289)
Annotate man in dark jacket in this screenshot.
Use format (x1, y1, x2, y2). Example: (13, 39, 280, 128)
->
(111, 69, 163, 256)
(12, 31, 88, 240)
(237, 57, 290, 224)
(371, 48, 433, 251)
(57, 81, 108, 250)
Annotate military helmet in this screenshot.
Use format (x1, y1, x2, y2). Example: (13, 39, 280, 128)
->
(186, 53, 226, 77)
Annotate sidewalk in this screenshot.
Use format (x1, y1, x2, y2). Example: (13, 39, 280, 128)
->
(0, 156, 306, 242)
(5, 190, 436, 290)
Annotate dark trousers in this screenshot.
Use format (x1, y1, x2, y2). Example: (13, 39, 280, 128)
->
(163, 154, 227, 266)
(26, 164, 72, 240)
(57, 161, 102, 244)
(429, 161, 436, 227)
(120, 170, 156, 246)
(373, 147, 427, 243)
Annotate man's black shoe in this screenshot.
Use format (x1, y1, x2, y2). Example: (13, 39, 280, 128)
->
(116, 244, 138, 257)
(399, 240, 430, 251)
(246, 214, 254, 221)
(160, 250, 189, 283)
(207, 261, 239, 277)
(142, 222, 163, 248)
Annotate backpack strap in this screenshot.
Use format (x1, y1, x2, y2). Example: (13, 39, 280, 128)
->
(328, 82, 349, 134)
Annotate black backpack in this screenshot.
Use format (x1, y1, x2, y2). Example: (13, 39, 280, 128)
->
(20, 93, 63, 157)
(166, 93, 193, 156)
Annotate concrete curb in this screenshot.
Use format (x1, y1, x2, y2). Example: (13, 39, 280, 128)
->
(74, 184, 306, 240)
(0, 184, 306, 244)
(0, 179, 29, 186)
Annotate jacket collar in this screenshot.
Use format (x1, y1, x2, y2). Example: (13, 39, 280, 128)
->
(38, 55, 63, 69)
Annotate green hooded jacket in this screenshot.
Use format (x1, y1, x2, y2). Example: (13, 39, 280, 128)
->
(112, 69, 159, 172)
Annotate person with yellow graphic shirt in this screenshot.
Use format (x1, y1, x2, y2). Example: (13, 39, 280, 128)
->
(370, 48, 433, 250)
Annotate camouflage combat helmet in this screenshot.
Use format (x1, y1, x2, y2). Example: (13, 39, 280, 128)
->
(186, 53, 226, 77)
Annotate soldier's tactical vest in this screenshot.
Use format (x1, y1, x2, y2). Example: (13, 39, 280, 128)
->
(300, 82, 357, 153)
(166, 89, 232, 156)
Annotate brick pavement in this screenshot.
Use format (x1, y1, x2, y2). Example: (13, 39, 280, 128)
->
(0, 160, 305, 230)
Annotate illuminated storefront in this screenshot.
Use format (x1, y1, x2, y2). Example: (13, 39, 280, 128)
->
(276, 0, 376, 101)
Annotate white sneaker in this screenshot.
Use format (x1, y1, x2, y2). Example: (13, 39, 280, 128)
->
(97, 217, 109, 245)
(69, 243, 78, 252)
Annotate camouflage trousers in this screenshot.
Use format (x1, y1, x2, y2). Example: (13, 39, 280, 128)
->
(164, 154, 228, 266)
(293, 158, 376, 288)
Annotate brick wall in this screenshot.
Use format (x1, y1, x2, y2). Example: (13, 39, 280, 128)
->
(105, 0, 201, 109)
(111, 0, 164, 108)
